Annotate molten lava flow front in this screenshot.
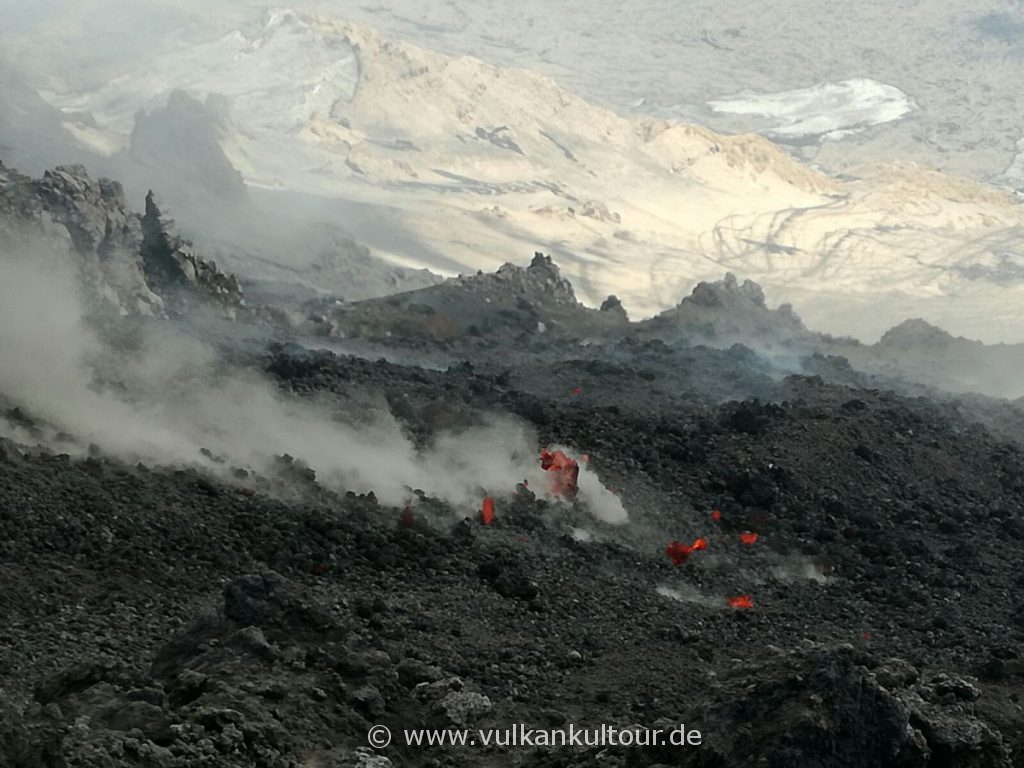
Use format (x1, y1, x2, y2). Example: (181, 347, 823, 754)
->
(481, 496, 495, 525)
(666, 537, 709, 565)
(726, 595, 754, 609)
(540, 449, 580, 500)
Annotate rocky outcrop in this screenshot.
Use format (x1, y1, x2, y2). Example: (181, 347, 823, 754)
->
(318, 252, 629, 342)
(877, 318, 962, 350)
(854, 318, 1024, 400)
(599, 294, 628, 321)
(34, 165, 142, 259)
(490, 252, 580, 306)
(141, 192, 244, 314)
(0, 161, 164, 316)
(128, 90, 247, 204)
(640, 272, 812, 349)
(0, 160, 244, 318)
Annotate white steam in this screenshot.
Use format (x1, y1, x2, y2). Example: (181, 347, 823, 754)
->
(0, 245, 627, 520)
(546, 444, 628, 525)
(655, 584, 723, 609)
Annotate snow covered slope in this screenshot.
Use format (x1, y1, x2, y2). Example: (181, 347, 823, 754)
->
(51, 9, 359, 137)
(707, 79, 915, 143)
(39, 9, 1024, 343)
(7, 0, 1024, 185)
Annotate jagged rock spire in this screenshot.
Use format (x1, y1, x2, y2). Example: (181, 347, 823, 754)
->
(141, 191, 244, 311)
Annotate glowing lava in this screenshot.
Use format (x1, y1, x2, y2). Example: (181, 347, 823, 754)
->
(481, 496, 495, 525)
(726, 595, 754, 609)
(540, 449, 580, 500)
(666, 537, 709, 565)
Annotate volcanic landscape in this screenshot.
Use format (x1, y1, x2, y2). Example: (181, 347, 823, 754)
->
(2, 158, 1024, 768)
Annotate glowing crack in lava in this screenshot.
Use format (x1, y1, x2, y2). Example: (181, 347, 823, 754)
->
(666, 537, 709, 565)
(480, 496, 495, 525)
(727, 595, 754, 610)
(540, 449, 580, 500)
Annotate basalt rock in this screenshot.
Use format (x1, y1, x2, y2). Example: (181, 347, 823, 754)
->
(1, 161, 164, 316)
(0, 161, 245, 317)
(140, 192, 244, 314)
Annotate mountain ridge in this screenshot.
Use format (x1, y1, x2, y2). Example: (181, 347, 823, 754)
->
(15, 8, 1024, 343)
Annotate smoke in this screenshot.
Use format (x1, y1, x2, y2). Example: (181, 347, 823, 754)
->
(0, 244, 625, 518)
(542, 443, 628, 525)
(767, 559, 830, 584)
(655, 584, 723, 609)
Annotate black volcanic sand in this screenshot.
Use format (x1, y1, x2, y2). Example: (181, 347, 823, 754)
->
(3, 338, 1024, 767)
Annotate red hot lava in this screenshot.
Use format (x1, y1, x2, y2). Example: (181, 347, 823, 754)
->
(540, 449, 580, 500)
(739, 532, 759, 545)
(710, 510, 722, 522)
(481, 496, 495, 525)
(666, 537, 709, 565)
(726, 595, 754, 610)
